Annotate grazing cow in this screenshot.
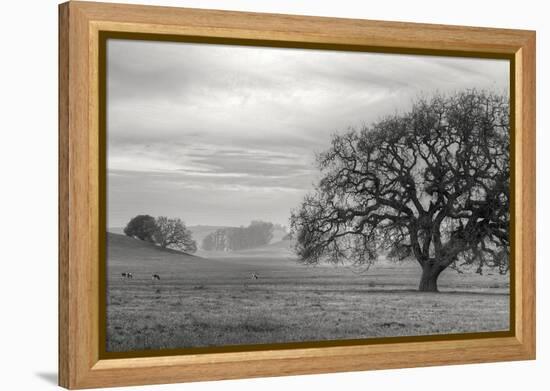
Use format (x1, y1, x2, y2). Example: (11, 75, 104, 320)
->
(152, 274, 160, 281)
(251, 273, 259, 280)
(121, 272, 133, 279)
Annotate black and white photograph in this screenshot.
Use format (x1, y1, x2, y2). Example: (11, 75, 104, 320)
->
(105, 39, 511, 352)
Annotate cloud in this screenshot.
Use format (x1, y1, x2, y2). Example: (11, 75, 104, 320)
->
(106, 39, 509, 227)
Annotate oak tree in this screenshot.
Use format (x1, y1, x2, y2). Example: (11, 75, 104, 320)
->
(290, 91, 510, 291)
(153, 216, 197, 253)
(123, 214, 157, 242)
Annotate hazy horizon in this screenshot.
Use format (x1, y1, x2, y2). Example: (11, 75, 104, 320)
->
(107, 39, 509, 228)
(107, 222, 288, 230)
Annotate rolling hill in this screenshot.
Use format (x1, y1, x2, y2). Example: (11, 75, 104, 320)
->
(106, 232, 208, 278)
(107, 232, 197, 260)
(106, 232, 299, 282)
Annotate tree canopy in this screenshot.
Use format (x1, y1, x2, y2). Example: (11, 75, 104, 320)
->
(123, 214, 157, 242)
(153, 216, 197, 253)
(290, 90, 510, 291)
(123, 215, 197, 253)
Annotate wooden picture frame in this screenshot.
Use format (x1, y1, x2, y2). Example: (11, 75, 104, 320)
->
(59, 1, 536, 389)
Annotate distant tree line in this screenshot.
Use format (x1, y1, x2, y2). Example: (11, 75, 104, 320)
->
(202, 221, 274, 251)
(123, 215, 197, 253)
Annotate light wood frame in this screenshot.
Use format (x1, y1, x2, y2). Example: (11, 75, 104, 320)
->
(59, 1, 536, 389)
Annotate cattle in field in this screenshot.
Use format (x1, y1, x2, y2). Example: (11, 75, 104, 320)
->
(152, 274, 160, 281)
(121, 272, 133, 279)
(251, 273, 259, 280)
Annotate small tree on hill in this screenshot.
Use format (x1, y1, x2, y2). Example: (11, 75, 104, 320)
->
(153, 216, 197, 253)
(123, 214, 157, 242)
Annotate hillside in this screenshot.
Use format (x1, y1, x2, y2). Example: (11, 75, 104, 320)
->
(106, 232, 206, 276)
(107, 232, 197, 257)
(106, 232, 301, 281)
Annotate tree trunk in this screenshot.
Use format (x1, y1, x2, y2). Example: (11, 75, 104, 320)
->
(418, 263, 442, 292)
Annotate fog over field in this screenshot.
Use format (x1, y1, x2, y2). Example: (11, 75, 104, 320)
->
(106, 39, 510, 352)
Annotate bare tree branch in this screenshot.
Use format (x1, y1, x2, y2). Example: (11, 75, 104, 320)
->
(290, 90, 510, 291)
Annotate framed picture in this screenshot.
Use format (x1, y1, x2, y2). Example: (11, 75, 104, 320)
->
(59, 1, 536, 389)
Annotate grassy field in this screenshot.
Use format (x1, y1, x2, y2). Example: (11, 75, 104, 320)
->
(106, 232, 510, 352)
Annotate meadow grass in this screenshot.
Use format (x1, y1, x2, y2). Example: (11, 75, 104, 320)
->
(106, 233, 509, 352)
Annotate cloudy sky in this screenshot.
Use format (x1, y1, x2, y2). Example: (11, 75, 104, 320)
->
(106, 39, 509, 228)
